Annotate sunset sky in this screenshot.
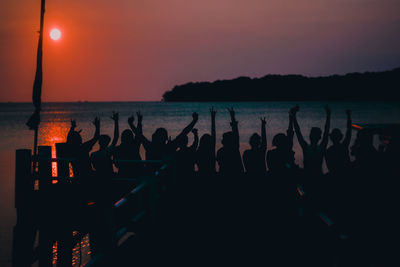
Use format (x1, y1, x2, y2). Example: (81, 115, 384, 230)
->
(1, 0, 399, 102)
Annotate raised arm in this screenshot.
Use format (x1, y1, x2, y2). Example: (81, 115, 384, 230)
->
(291, 106, 308, 150)
(190, 128, 199, 150)
(110, 112, 119, 148)
(128, 115, 151, 150)
(173, 112, 199, 144)
(228, 108, 239, 149)
(210, 107, 216, 149)
(260, 117, 267, 152)
(128, 115, 138, 134)
(133, 111, 143, 151)
(82, 117, 100, 150)
(343, 109, 352, 147)
(287, 110, 295, 150)
(210, 108, 217, 173)
(320, 105, 331, 149)
(136, 111, 143, 135)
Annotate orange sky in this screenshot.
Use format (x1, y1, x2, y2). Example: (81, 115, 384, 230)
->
(1, 0, 400, 102)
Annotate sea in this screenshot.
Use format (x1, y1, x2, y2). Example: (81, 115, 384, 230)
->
(1, 101, 400, 266)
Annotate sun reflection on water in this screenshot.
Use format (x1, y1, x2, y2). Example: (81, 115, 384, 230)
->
(39, 122, 69, 177)
(51, 233, 91, 266)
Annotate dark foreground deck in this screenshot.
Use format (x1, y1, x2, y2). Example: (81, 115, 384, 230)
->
(12, 144, 398, 267)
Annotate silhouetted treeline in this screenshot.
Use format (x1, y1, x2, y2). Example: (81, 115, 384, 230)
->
(163, 67, 400, 101)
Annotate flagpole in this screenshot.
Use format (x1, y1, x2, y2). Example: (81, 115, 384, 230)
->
(30, 0, 45, 159)
(33, 127, 39, 158)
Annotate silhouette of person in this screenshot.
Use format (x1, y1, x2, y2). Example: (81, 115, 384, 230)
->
(376, 128, 400, 264)
(67, 117, 100, 180)
(113, 112, 142, 177)
(130, 112, 199, 161)
(243, 117, 267, 177)
(326, 110, 352, 174)
(292, 105, 331, 177)
(85, 113, 119, 258)
(267, 109, 297, 176)
(66, 117, 100, 204)
(216, 108, 244, 178)
(287, 107, 295, 157)
(176, 128, 199, 181)
(348, 130, 380, 261)
(90, 112, 119, 178)
(350, 129, 378, 169)
(196, 108, 216, 178)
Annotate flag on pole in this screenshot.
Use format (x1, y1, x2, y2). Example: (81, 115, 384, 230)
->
(26, 0, 45, 131)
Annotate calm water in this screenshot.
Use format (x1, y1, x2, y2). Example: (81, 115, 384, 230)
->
(1, 101, 400, 265)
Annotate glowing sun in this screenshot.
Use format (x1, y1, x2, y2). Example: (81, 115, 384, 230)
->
(50, 29, 62, 41)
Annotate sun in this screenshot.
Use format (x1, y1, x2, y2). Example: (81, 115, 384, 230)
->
(50, 28, 62, 41)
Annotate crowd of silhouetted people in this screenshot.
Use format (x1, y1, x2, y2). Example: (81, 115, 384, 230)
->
(64, 106, 399, 265)
(64, 106, 397, 187)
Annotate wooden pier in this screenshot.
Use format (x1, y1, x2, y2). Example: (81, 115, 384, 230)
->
(12, 144, 175, 266)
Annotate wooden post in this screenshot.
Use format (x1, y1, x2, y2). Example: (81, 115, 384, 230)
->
(56, 143, 69, 180)
(12, 149, 36, 267)
(57, 231, 72, 267)
(15, 149, 34, 210)
(38, 146, 52, 192)
(55, 143, 73, 266)
(37, 146, 53, 267)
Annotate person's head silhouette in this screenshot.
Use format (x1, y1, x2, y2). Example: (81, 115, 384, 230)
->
(121, 129, 134, 145)
(358, 130, 374, 147)
(199, 134, 212, 151)
(67, 131, 82, 149)
(98, 134, 111, 149)
(351, 129, 376, 164)
(152, 128, 168, 145)
(310, 127, 322, 145)
(272, 133, 288, 150)
(222, 131, 234, 148)
(249, 133, 261, 149)
(330, 128, 343, 145)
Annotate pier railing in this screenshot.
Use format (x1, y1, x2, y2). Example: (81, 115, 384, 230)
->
(12, 144, 175, 267)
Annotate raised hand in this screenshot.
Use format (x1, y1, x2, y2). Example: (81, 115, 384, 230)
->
(93, 117, 100, 128)
(260, 117, 266, 125)
(111, 111, 119, 121)
(136, 111, 143, 122)
(192, 112, 199, 122)
(128, 115, 134, 126)
(210, 107, 216, 118)
(227, 107, 235, 119)
(346, 109, 351, 116)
